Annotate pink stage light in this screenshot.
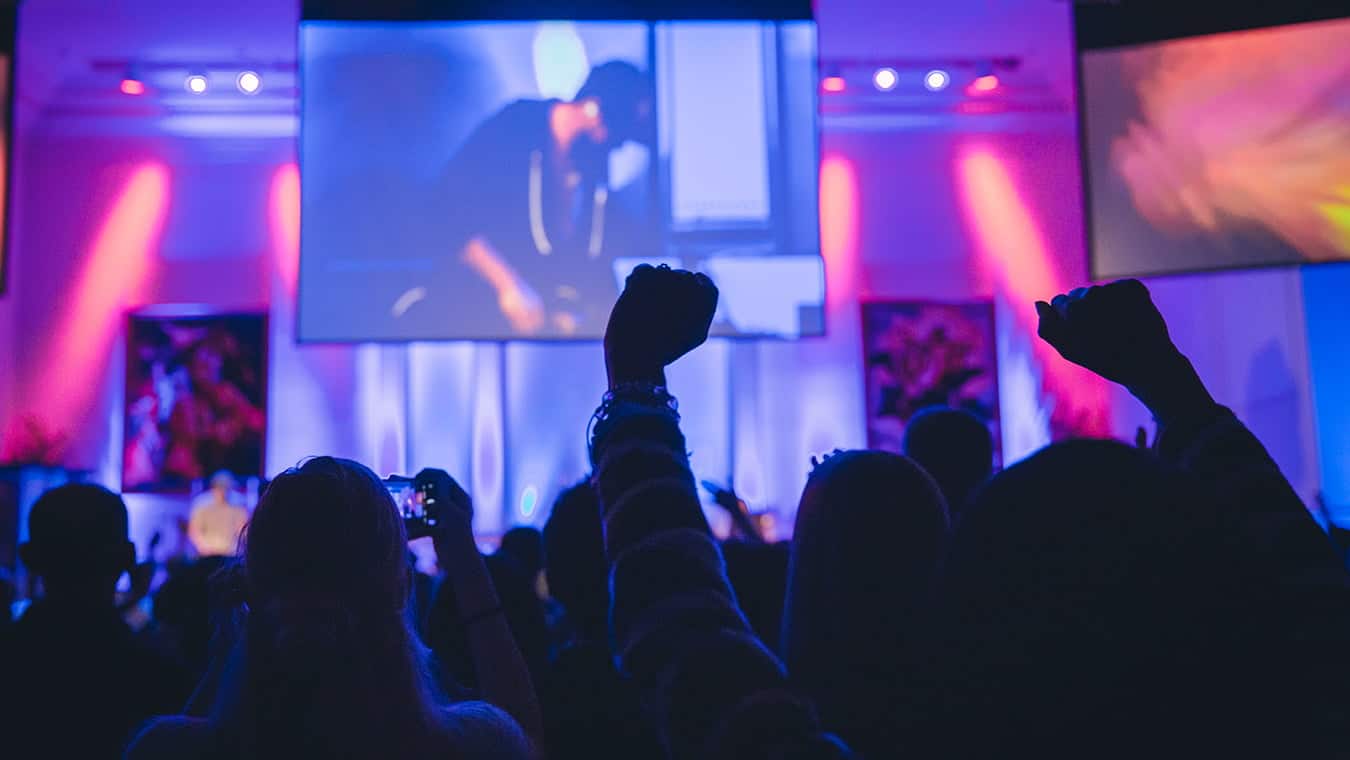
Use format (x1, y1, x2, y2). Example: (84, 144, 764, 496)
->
(120, 79, 146, 96)
(821, 75, 847, 93)
(39, 163, 170, 431)
(956, 146, 1111, 439)
(958, 149, 1057, 303)
(269, 162, 301, 293)
(968, 74, 1000, 95)
(819, 154, 860, 309)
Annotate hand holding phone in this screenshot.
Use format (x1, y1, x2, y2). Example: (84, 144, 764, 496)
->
(384, 476, 430, 539)
(387, 469, 474, 541)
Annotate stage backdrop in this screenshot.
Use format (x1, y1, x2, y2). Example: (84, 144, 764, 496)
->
(123, 312, 267, 493)
(862, 301, 1001, 467)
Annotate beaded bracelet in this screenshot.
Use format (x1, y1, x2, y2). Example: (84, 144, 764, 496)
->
(587, 382, 680, 455)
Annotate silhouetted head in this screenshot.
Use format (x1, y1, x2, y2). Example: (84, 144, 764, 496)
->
(543, 480, 608, 637)
(245, 457, 407, 615)
(498, 526, 544, 580)
(783, 450, 949, 757)
(902, 406, 994, 522)
(574, 60, 654, 149)
(153, 555, 235, 674)
(20, 484, 135, 602)
(224, 457, 438, 756)
(926, 439, 1233, 756)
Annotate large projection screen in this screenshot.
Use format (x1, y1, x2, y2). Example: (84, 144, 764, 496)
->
(1079, 11, 1350, 279)
(298, 8, 822, 342)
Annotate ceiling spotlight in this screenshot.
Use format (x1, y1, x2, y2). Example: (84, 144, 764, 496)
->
(821, 75, 847, 93)
(923, 69, 950, 92)
(120, 78, 146, 96)
(236, 71, 261, 95)
(872, 67, 899, 92)
(185, 74, 209, 94)
(969, 74, 1000, 94)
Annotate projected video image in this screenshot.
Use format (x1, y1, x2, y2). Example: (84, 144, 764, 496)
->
(300, 20, 822, 341)
(1081, 18, 1350, 279)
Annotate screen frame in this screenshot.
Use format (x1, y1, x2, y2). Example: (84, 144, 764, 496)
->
(1073, 3, 1350, 281)
(302, 0, 812, 22)
(295, 13, 825, 343)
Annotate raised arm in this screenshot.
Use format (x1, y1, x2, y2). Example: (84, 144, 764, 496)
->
(420, 469, 544, 751)
(1035, 280, 1334, 553)
(1037, 280, 1350, 747)
(590, 266, 794, 759)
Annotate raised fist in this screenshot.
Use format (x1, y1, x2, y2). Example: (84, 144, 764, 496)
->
(604, 264, 719, 388)
(1035, 279, 1180, 390)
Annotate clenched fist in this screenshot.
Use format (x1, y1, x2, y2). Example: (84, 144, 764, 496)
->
(604, 265, 719, 388)
(1036, 279, 1214, 422)
(1035, 279, 1180, 390)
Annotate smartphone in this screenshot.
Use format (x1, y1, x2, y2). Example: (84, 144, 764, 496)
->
(385, 476, 437, 539)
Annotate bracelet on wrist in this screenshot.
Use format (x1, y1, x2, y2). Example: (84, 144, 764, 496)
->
(587, 382, 679, 454)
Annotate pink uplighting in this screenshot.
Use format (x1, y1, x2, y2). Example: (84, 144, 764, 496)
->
(119, 79, 146, 96)
(270, 162, 301, 294)
(819, 154, 860, 309)
(956, 146, 1110, 438)
(968, 74, 1000, 94)
(821, 75, 847, 93)
(37, 163, 171, 432)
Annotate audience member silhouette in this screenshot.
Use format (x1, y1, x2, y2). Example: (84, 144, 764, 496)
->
(782, 450, 949, 758)
(0, 484, 188, 759)
(593, 265, 849, 759)
(425, 537, 551, 699)
(720, 539, 790, 653)
(126, 457, 539, 759)
(152, 554, 234, 689)
(5, 271, 1348, 760)
(922, 439, 1238, 757)
(901, 405, 993, 523)
(498, 526, 545, 585)
(542, 481, 609, 648)
(539, 480, 663, 758)
(916, 280, 1350, 758)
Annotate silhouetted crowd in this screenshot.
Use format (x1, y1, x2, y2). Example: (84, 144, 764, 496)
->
(2, 267, 1348, 759)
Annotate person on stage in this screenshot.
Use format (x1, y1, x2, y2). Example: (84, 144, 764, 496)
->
(187, 471, 249, 558)
(428, 61, 656, 337)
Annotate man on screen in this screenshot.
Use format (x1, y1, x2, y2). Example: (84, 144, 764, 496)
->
(430, 60, 656, 337)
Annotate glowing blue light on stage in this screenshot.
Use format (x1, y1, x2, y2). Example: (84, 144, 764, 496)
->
(519, 485, 539, 518)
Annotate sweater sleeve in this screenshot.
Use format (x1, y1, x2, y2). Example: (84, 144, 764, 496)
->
(591, 401, 786, 757)
(1156, 402, 1350, 748)
(1156, 402, 1345, 581)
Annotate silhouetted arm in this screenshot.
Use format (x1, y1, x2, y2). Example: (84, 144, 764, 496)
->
(422, 469, 544, 753)
(1036, 281, 1341, 568)
(593, 266, 785, 758)
(1039, 281, 1350, 744)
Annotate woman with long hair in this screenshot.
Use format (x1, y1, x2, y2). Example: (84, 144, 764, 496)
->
(128, 456, 540, 759)
(782, 450, 950, 758)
